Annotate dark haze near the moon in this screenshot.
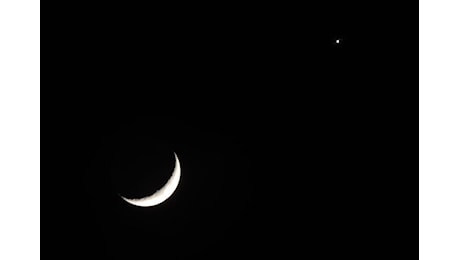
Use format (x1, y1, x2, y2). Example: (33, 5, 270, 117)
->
(83, 115, 252, 258)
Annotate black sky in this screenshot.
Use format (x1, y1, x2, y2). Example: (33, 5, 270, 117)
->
(43, 2, 418, 259)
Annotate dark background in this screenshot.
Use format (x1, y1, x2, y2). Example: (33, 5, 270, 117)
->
(44, 1, 418, 259)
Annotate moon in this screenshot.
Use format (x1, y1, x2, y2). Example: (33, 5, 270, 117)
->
(120, 152, 181, 207)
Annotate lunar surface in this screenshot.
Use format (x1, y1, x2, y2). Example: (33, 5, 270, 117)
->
(120, 152, 181, 207)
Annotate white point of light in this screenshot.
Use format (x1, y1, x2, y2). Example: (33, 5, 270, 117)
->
(336, 39, 340, 44)
(121, 152, 181, 207)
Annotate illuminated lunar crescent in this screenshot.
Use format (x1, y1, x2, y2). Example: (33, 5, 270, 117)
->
(120, 152, 181, 207)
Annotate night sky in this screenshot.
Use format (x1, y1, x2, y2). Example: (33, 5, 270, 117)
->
(44, 2, 418, 259)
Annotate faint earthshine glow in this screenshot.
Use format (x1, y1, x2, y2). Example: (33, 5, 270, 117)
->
(120, 152, 181, 207)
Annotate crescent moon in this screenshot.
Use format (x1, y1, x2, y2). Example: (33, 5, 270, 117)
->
(120, 152, 181, 207)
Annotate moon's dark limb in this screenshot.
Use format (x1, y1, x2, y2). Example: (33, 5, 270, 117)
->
(110, 135, 176, 200)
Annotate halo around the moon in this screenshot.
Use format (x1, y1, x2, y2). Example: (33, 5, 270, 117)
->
(120, 152, 181, 207)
